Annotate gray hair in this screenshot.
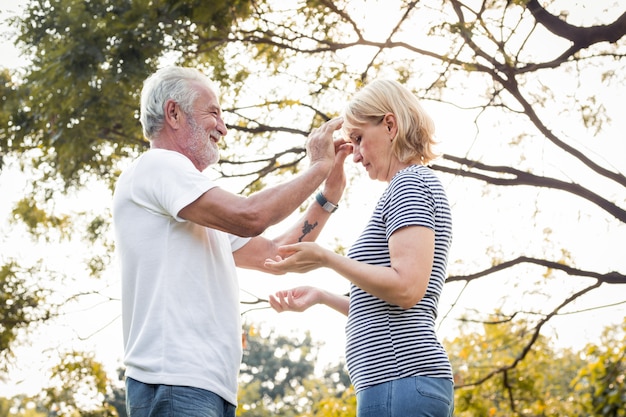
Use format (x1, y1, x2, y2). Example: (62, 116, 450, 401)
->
(139, 66, 214, 140)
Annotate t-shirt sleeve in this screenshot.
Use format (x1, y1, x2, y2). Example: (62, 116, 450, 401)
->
(228, 233, 251, 252)
(131, 151, 217, 222)
(383, 171, 435, 241)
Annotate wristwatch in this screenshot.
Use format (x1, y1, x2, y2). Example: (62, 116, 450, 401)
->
(315, 192, 339, 213)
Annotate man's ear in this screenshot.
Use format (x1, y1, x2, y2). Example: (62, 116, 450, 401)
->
(164, 99, 181, 128)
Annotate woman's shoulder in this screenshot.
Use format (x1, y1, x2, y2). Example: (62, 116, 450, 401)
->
(389, 165, 432, 189)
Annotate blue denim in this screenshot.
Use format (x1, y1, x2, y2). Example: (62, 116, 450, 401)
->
(356, 376, 454, 417)
(125, 377, 236, 417)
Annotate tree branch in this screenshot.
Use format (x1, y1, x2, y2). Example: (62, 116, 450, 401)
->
(525, 0, 626, 47)
(433, 155, 626, 223)
(447, 255, 625, 284)
(446, 0, 626, 190)
(456, 279, 603, 388)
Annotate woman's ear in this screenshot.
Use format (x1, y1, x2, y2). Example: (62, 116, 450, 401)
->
(384, 113, 397, 140)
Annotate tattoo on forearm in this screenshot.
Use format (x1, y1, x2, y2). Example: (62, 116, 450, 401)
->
(298, 220, 318, 242)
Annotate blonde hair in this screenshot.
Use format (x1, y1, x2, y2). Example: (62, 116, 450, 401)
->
(343, 79, 439, 164)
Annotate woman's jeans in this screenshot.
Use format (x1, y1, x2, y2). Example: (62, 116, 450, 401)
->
(125, 377, 236, 417)
(356, 376, 454, 417)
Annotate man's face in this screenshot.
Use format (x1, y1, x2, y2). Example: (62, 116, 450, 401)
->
(182, 82, 227, 170)
(187, 116, 220, 168)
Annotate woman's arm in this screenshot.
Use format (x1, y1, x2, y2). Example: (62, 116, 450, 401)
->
(264, 225, 434, 309)
(269, 286, 350, 316)
(233, 139, 351, 272)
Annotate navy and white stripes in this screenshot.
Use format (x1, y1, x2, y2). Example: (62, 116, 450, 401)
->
(345, 164, 454, 392)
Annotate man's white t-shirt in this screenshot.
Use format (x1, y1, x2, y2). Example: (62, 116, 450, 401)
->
(112, 149, 250, 405)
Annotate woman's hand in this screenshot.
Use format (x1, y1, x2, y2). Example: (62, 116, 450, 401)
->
(322, 138, 353, 202)
(269, 286, 321, 313)
(264, 242, 328, 273)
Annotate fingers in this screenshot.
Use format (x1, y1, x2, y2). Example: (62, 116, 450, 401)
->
(323, 140, 351, 199)
(333, 138, 353, 156)
(263, 254, 282, 266)
(276, 243, 300, 256)
(263, 245, 298, 271)
(306, 117, 344, 164)
(321, 116, 344, 133)
(268, 293, 286, 312)
(268, 289, 297, 313)
(308, 117, 342, 144)
(335, 143, 352, 163)
(270, 244, 301, 264)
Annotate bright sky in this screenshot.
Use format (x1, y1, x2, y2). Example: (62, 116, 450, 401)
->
(1, 0, 625, 400)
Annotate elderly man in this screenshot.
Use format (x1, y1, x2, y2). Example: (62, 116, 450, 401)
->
(113, 66, 349, 417)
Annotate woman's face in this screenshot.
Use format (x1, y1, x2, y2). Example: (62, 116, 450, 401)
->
(343, 116, 399, 182)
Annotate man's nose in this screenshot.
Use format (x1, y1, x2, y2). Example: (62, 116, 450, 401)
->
(217, 117, 228, 137)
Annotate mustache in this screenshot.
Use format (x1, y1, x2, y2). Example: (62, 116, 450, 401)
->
(209, 130, 222, 142)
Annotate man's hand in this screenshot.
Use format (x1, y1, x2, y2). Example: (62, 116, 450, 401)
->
(306, 117, 344, 175)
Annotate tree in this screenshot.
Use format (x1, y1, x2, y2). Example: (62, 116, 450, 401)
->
(0, 395, 46, 417)
(1, 0, 624, 402)
(445, 314, 586, 416)
(572, 317, 626, 417)
(40, 350, 118, 416)
(0, 261, 51, 370)
(238, 323, 352, 416)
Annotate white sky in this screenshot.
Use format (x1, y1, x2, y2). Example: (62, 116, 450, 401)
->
(1, 0, 625, 400)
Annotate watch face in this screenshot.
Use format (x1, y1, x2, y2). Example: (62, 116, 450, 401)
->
(324, 202, 337, 213)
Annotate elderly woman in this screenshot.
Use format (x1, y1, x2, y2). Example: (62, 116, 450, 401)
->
(265, 79, 455, 417)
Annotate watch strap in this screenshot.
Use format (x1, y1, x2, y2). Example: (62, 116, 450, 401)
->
(315, 192, 338, 213)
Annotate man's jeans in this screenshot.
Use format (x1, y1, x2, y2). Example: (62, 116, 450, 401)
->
(125, 377, 236, 417)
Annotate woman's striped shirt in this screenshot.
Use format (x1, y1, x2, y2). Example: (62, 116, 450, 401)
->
(345, 164, 454, 392)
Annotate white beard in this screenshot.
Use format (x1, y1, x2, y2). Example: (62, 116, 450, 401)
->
(188, 117, 220, 168)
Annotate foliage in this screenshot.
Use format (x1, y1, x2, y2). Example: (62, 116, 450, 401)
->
(0, 318, 625, 416)
(298, 384, 356, 417)
(6, 0, 254, 191)
(0, 261, 51, 369)
(445, 314, 586, 416)
(238, 323, 353, 416)
(40, 351, 118, 417)
(572, 317, 626, 417)
(0, 395, 46, 417)
(0, 0, 625, 412)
